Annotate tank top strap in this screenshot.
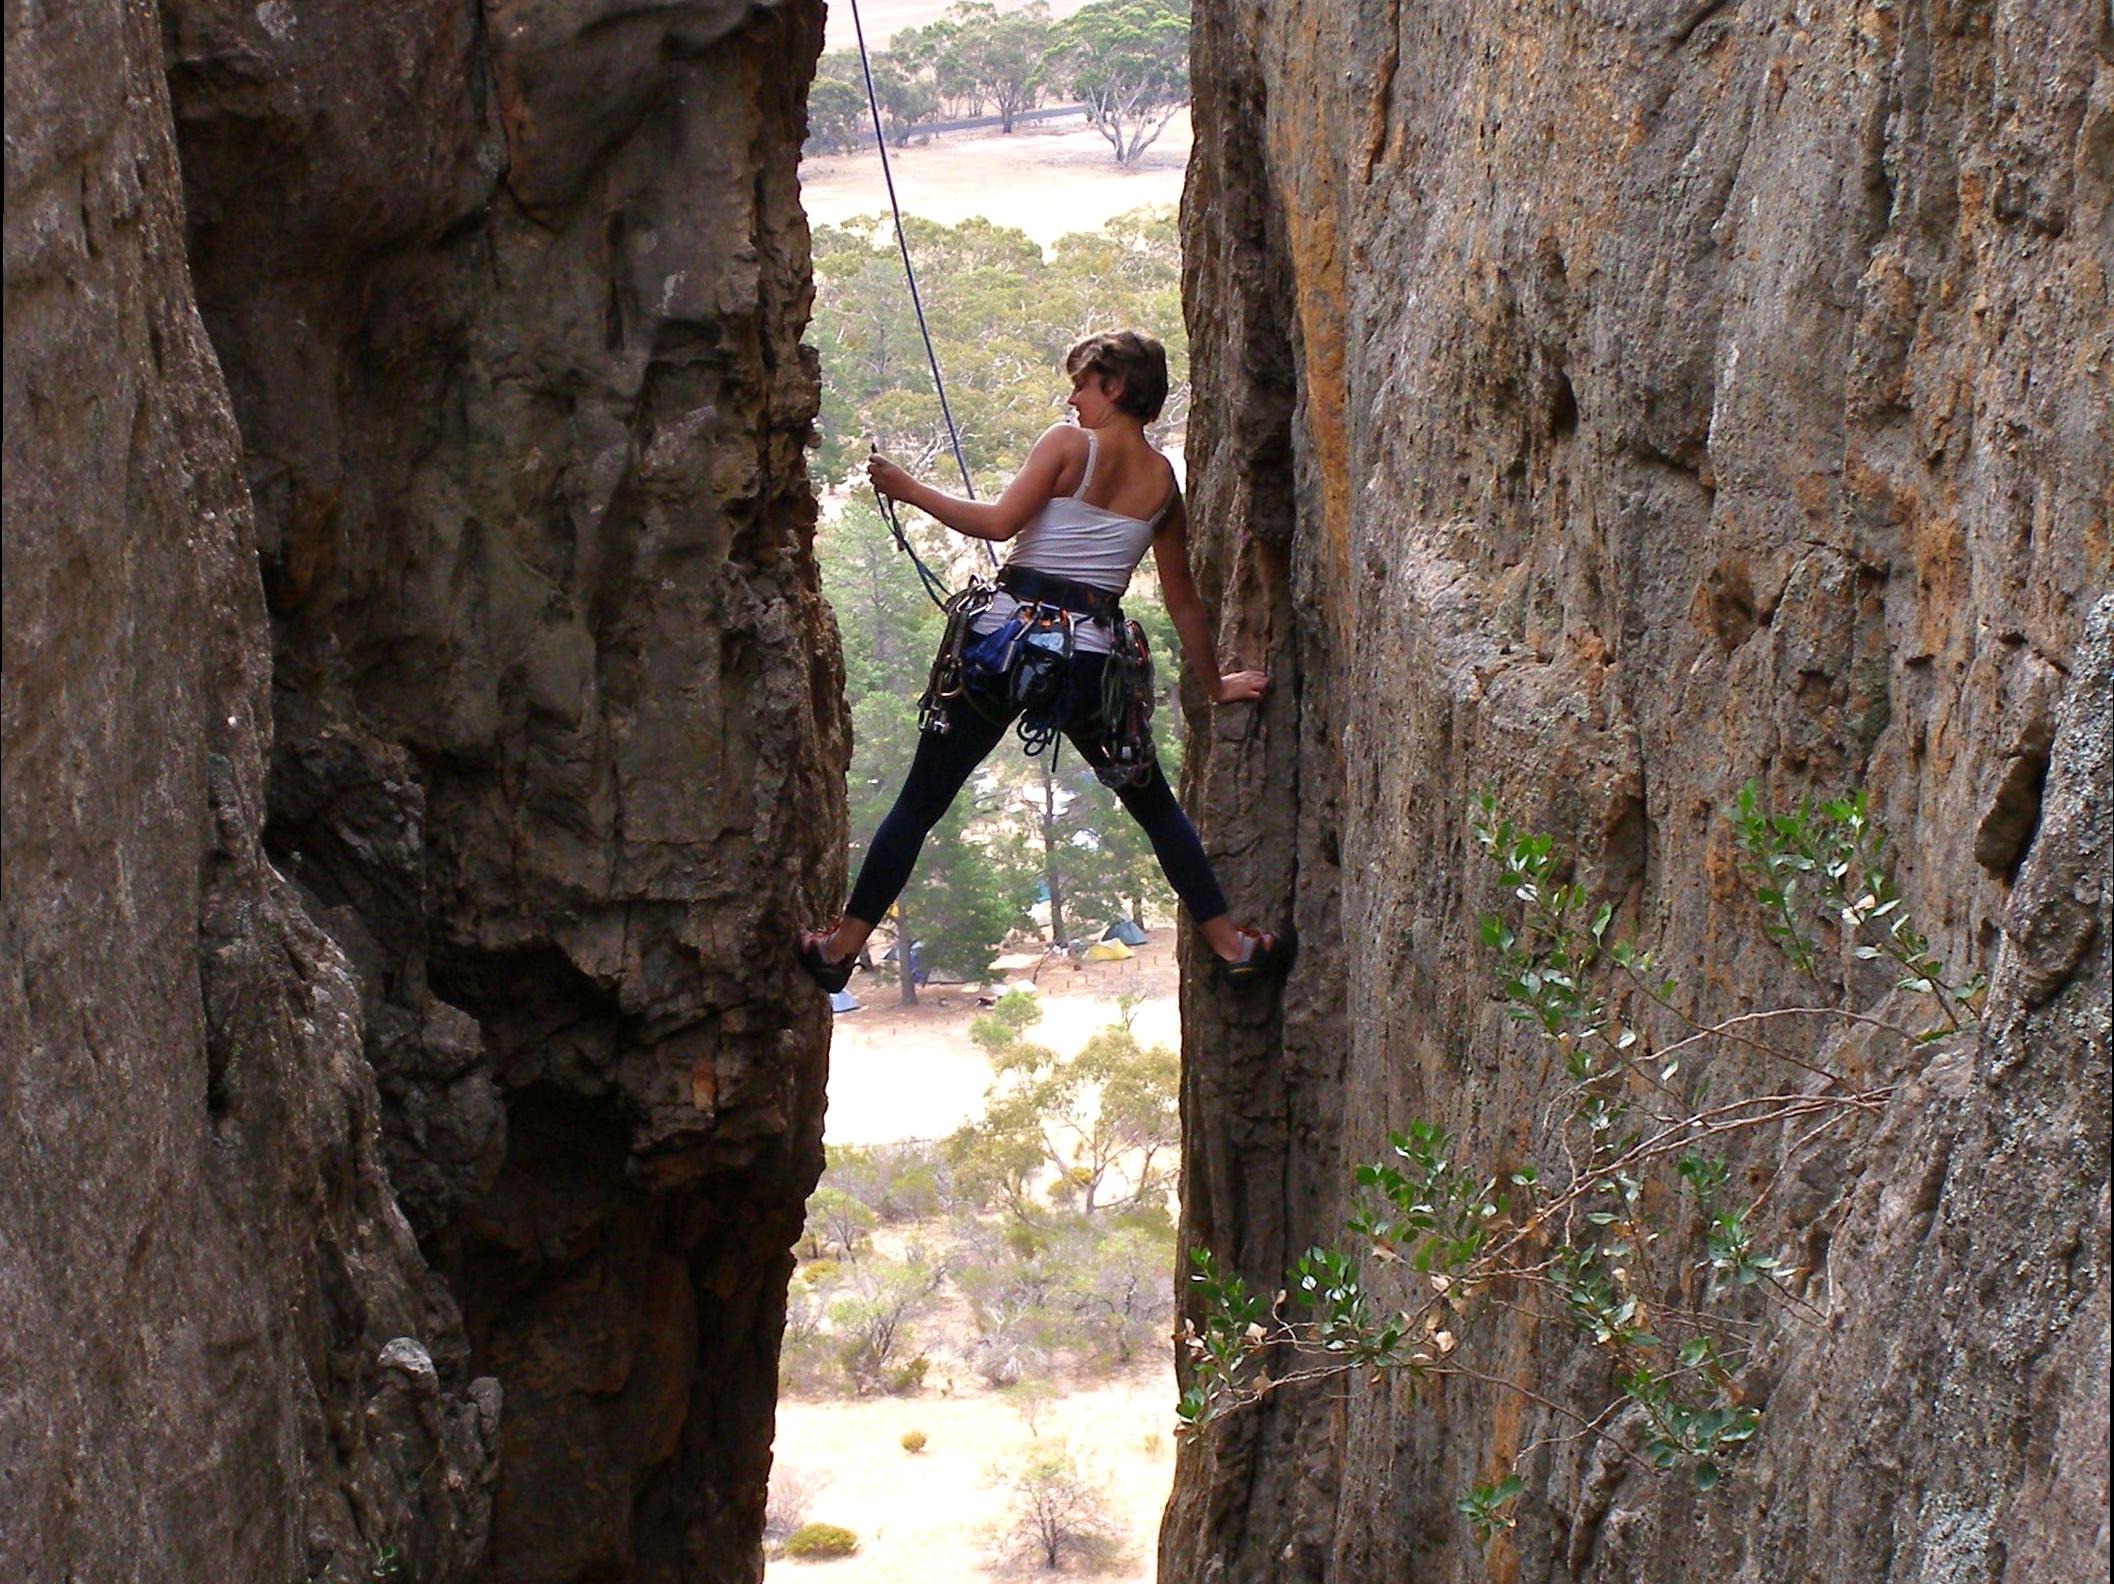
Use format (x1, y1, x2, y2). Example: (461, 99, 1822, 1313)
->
(1144, 475, 1180, 532)
(1071, 428, 1100, 500)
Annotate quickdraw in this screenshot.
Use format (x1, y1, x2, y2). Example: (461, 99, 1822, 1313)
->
(918, 589, 1080, 753)
(1091, 617, 1158, 790)
(1007, 603, 1079, 756)
(918, 579, 1000, 734)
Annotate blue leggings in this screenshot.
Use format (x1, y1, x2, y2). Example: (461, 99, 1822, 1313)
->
(845, 654, 1229, 928)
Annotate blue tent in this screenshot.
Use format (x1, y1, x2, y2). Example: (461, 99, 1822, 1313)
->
(1101, 919, 1149, 946)
(829, 989, 861, 1015)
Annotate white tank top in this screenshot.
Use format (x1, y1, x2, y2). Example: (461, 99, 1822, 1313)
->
(974, 429, 1175, 655)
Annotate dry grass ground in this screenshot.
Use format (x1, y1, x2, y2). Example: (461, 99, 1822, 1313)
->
(776, 934, 1185, 1578)
(770, 1362, 1171, 1581)
(800, 111, 1191, 251)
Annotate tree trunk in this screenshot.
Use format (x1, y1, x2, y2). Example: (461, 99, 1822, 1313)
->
(895, 903, 917, 1006)
(1041, 761, 1066, 945)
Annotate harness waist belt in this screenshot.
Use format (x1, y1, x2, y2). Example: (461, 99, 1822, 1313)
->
(996, 565, 1122, 623)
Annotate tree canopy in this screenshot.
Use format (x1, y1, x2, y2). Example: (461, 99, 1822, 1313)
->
(1058, 0, 1190, 165)
(803, 0, 1188, 163)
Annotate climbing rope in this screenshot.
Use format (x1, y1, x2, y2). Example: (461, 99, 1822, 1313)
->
(875, 490, 954, 610)
(846, 0, 1000, 590)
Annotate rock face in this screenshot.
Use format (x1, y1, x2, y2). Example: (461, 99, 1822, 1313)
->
(3, 4, 496, 1580)
(158, 0, 846, 1578)
(6, 0, 840, 1579)
(1167, 3, 2109, 1581)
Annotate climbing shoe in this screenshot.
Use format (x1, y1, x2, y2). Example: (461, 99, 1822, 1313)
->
(1216, 926, 1295, 988)
(797, 929, 855, 993)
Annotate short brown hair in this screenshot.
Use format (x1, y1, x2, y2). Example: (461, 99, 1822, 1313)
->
(1065, 330, 1169, 422)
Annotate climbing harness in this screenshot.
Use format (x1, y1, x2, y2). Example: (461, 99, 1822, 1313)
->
(914, 568, 1158, 786)
(916, 581, 1081, 754)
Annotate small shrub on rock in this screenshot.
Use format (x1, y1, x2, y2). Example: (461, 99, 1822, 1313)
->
(901, 1428, 928, 1453)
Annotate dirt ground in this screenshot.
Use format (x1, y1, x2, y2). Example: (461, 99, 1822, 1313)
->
(824, 934, 1181, 1146)
(800, 110, 1191, 251)
(778, 936, 1185, 1578)
(769, 1363, 1172, 1582)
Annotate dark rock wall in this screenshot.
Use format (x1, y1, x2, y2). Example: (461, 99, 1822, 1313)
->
(1167, 2, 2109, 1580)
(160, 0, 845, 1579)
(3, 3, 495, 1581)
(7, 0, 839, 1579)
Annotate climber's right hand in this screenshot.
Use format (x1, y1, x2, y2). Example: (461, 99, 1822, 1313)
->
(867, 452, 915, 502)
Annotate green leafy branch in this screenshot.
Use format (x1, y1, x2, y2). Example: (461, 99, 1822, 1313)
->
(1729, 785, 1986, 1035)
(1178, 785, 1984, 1542)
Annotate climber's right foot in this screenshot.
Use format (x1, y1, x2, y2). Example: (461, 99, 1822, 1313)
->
(1216, 925, 1296, 988)
(797, 927, 855, 993)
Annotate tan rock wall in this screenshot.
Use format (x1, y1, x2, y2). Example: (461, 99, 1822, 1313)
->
(1167, 2, 2109, 1578)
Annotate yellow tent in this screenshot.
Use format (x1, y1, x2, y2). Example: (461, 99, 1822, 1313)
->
(1083, 940, 1133, 962)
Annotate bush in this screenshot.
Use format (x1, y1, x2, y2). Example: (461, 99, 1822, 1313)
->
(783, 1523, 861, 1559)
(1181, 787, 1990, 1537)
(823, 1141, 954, 1223)
(765, 1465, 829, 1546)
(828, 1255, 945, 1393)
(1109, 1201, 1174, 1238)
(801, 1186, 877, 1260)
(778, 1283, 834, 1395)
(901, 1429, 929, 1454)
(882, 1355, 931, 1395)
(991, 1445, 1123, 1573)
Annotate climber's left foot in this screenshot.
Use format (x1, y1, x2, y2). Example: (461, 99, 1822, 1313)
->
(797, 927, 855, 993)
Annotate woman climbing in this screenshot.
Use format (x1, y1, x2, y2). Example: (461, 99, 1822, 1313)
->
(798, 330, 1293, 993)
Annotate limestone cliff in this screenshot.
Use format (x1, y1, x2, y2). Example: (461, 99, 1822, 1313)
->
(1166, 2, 2108, 1580)
(6, 0, 842, 1580)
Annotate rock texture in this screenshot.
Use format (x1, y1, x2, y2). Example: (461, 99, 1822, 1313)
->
(1167, 2, 2109, 1580)
(158, 0, 847, 1578)
(7, 0, 840, 1579)
(3, 3, 496, 1580)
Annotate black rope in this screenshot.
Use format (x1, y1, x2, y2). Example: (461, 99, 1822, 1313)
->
(876, 490, 953, 611)
(846, 0, 999, 570)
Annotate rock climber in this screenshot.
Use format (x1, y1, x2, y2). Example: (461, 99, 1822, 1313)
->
(798, 329, 1293, 993)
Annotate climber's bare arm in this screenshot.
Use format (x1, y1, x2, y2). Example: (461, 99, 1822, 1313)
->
(1153, 494, 1271, 705)
(867, 426, 1076, 543)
